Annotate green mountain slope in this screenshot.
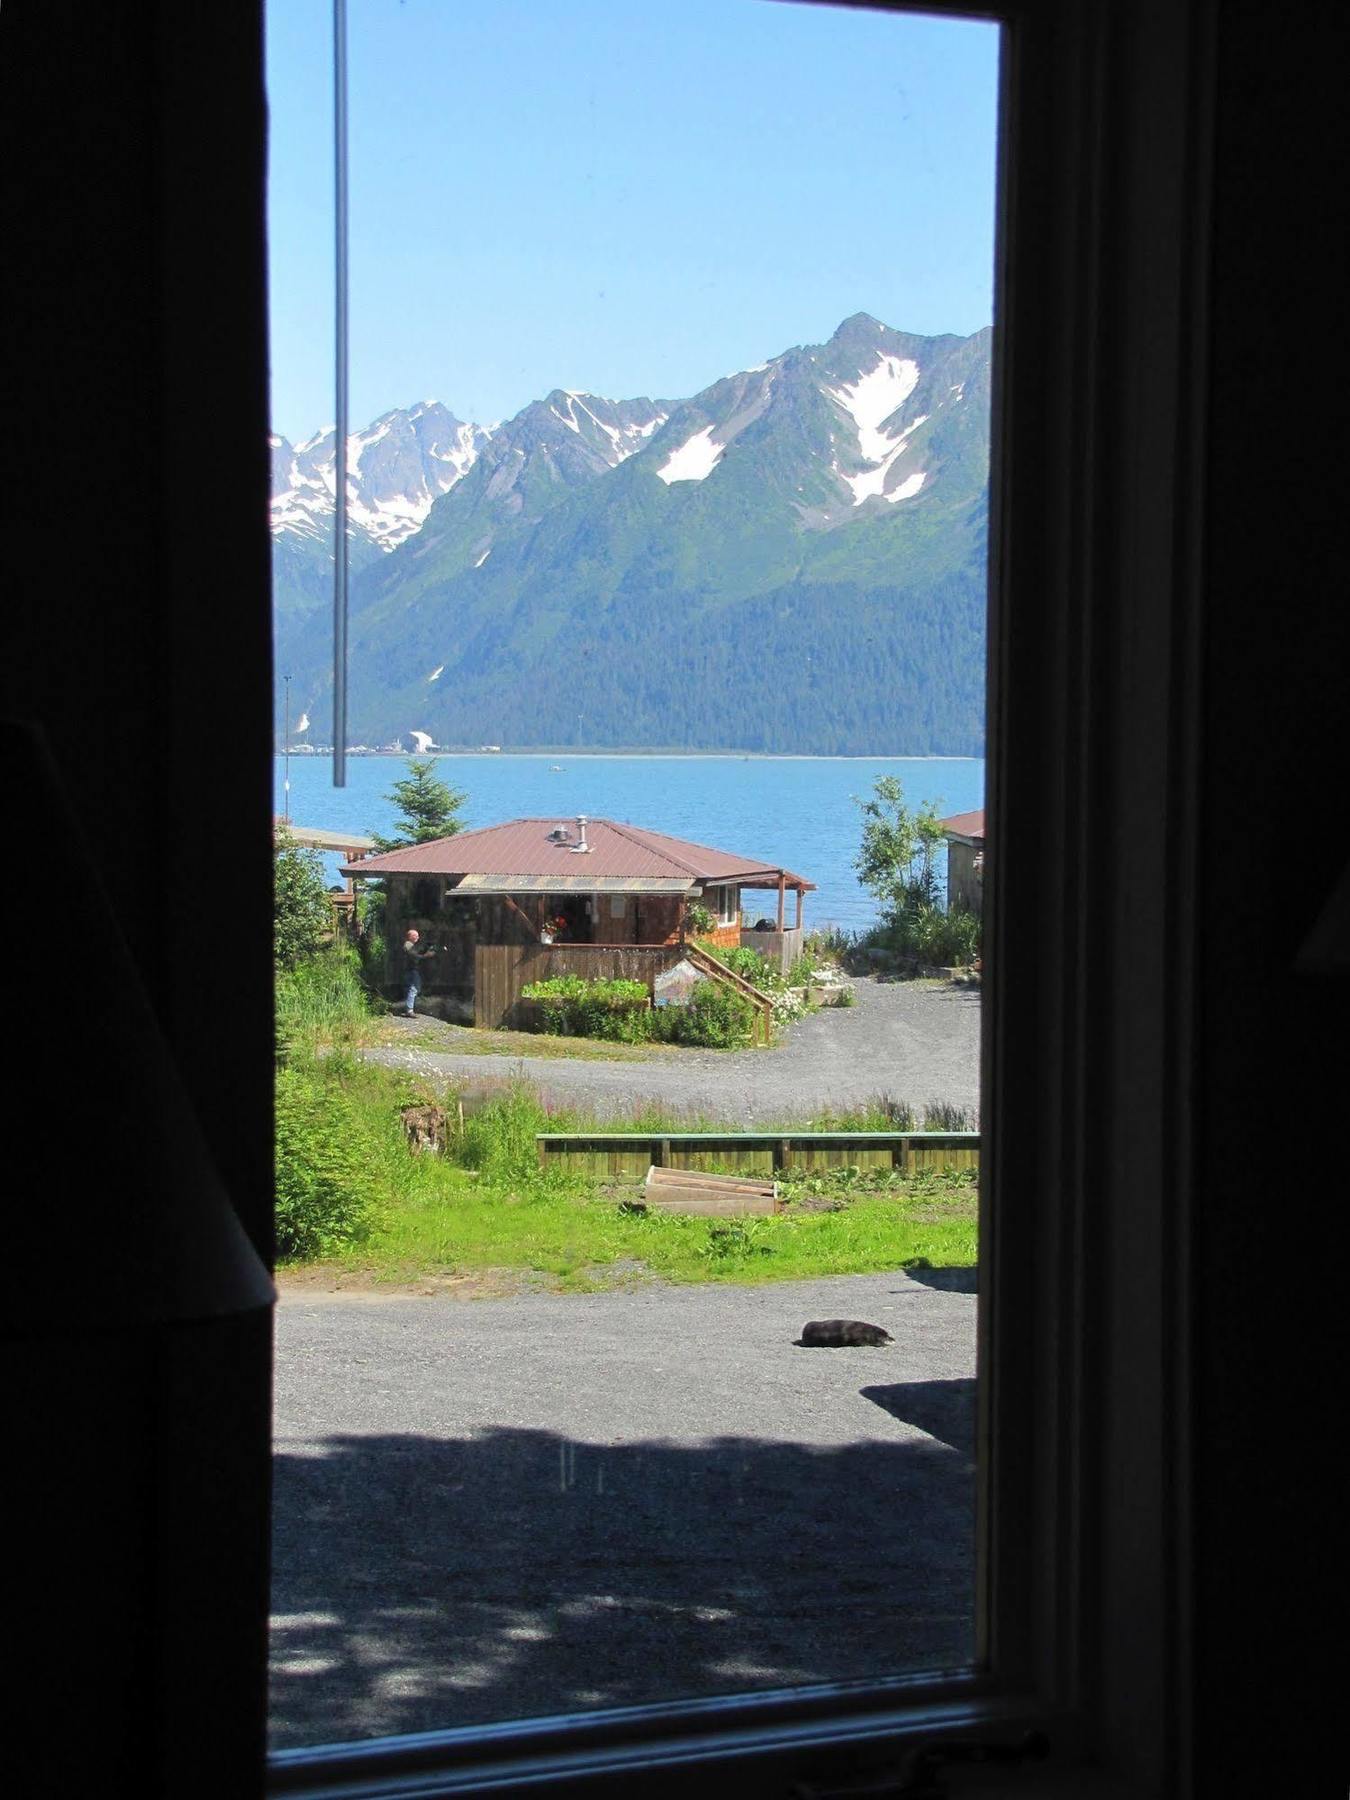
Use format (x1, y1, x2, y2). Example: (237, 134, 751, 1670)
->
(278, 315, 991, 753)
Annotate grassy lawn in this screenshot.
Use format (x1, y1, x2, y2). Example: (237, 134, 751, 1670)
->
(276, 1054, 978, 1292)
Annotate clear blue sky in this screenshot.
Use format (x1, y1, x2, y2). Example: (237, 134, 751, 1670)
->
(265, 0, 1000, 442)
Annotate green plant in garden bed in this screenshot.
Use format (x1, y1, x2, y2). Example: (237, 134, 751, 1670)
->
(521, 974, 652, 1042)
(520, 972, 759, 1048)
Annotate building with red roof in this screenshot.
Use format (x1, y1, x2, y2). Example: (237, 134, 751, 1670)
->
(343, 815, 814, 1027)
(940, 809, 985, 915)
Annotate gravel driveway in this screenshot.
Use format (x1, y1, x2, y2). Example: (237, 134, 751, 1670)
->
(362, 977, 981, 1122)
(270, 1270, 977, 1748)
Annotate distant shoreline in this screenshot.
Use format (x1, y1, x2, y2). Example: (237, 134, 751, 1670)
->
(274, 749, 983, 763)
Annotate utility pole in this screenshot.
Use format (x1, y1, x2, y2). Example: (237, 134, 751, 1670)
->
(283, 672, 292, 826)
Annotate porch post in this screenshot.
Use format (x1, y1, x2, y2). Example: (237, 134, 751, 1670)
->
(795, 885, 803, 930)
(776, 873, 785, 931)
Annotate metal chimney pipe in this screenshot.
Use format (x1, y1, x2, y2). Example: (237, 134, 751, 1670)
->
(575, 815, 589, 852)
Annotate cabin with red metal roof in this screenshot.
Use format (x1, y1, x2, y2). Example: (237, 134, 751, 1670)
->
(342, 815, 814, 1029)
(940, 809, 985, 915)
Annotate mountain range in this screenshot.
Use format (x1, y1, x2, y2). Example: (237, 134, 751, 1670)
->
(272, 313, 991, 755)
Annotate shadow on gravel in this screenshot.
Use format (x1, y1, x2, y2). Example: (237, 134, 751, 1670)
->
(270, 1427, 974, 1748)
(859, 1380, 976, 1458)
(892, 1266, 978, 1295)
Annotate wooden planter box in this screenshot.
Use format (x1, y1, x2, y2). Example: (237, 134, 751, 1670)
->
(641, 1164, 780, 1216)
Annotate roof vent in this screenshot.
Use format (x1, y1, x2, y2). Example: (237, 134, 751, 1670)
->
(548, 824, 571, 843)
(569, 813, 591, 853)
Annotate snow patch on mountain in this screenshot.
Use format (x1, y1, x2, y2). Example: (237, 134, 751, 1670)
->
(552, 393, 671, 465)
(657, 426, 724, 484)
(270, 403, 491, 551)
(826, 355, 920, 461)
(824, 352, 935, 506)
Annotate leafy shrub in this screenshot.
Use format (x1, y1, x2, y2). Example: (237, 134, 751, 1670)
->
(274, 1060, 382, 1257)
(905, 904, 981, 967)
(700, 942, 804, 1016)
(855, 903, 982, 970)
(836, 985, 857, 1007)
(700, 942, 779, 990)
(653, 980, 758, 1048)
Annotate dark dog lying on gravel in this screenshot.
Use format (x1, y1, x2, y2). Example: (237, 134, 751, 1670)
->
(796, 1319, 893, 1347)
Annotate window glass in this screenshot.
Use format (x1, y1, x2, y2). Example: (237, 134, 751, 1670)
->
(267, 0, 996, 1748)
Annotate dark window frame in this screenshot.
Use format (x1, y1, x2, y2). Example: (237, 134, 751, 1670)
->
(12, 0, 1344, 1793)
(266, 0, 1216, 1791)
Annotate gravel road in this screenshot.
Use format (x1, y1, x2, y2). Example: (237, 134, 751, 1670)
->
(363, 976, 981, 1122)
(270, 1270, 977, 1748)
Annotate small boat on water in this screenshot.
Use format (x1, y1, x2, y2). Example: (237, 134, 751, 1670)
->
(549, 764, 565, 772)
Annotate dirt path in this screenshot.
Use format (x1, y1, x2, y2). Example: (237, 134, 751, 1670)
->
(362, 976, 980, 1122)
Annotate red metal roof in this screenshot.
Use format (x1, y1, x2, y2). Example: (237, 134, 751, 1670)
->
(342, 817, 814, 889)
(940, 809, 985, 841)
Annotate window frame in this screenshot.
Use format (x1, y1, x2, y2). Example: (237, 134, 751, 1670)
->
(707, 883, 739, 926)
(267, 0, 1214, 1790)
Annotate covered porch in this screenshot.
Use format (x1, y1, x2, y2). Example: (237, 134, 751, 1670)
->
(738, 873, 809, 976)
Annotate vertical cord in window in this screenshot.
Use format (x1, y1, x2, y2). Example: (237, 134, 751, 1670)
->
(332, 0, 349, 786)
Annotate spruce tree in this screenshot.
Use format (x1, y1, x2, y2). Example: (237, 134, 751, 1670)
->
(274, 828, 332, 968)
(371, 757, 467, 851)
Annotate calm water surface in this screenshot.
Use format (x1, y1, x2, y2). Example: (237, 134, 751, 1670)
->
(275, 754, 984, 931)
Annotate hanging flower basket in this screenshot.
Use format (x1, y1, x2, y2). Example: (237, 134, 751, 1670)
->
(540, 932, 554, 945)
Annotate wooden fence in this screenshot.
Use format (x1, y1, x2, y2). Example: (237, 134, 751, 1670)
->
(536, 1130, 980, 1178)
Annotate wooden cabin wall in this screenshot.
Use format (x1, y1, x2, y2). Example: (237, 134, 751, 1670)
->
(381, 876, 476, 1014)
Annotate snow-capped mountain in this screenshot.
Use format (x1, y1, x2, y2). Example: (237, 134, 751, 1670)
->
(356, 389, 668, 591)
(269, 400, 491, 553)
(275, 315, 991, 755)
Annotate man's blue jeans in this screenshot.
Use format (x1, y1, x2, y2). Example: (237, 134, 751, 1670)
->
(405, 975, 420, 1016)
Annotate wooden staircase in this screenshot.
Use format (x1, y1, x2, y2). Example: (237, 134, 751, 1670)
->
(684, 941, 776, 1046)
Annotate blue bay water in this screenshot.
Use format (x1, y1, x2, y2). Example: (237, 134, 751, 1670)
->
(275, 754, 984, 932)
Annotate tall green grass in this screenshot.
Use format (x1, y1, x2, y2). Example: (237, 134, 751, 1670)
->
(273, 1067, 978, 1284)
(276, 946, 377, 1057)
